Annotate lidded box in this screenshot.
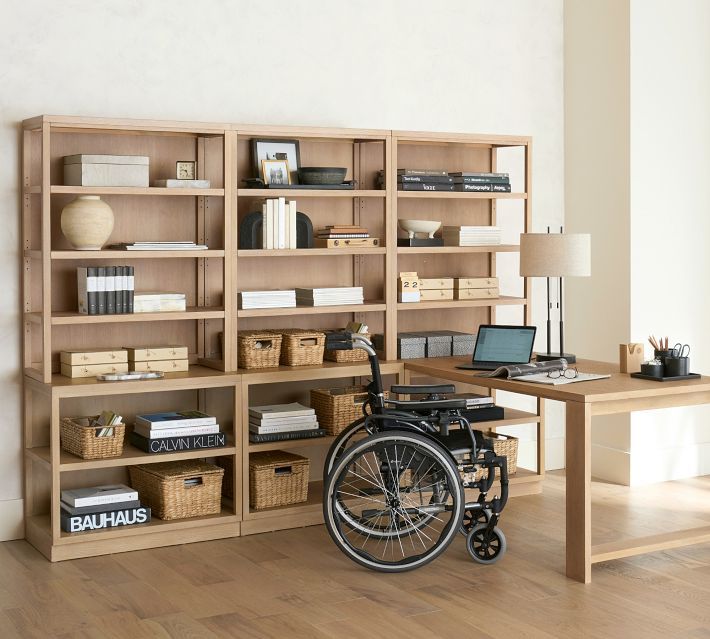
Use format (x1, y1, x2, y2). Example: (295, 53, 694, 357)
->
(423, 331, 453, 358)
(373, 333, 427, 359)
(436, 330, 476, 356)
(63, 154, 150, 187)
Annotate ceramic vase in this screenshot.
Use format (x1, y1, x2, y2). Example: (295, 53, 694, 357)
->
(60, 196, 114, 250)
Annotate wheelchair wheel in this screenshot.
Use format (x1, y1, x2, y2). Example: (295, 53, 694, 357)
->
(466, 523, 506, 564)
(324, 417, 368, 477)
(324, 430, 464, 572)
(459, 508, 490, 536)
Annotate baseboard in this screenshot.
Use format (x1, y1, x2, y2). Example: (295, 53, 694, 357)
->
(0, 499, 24, 541)
(630, 441, 710, 486)
(592, 444, 631, 485)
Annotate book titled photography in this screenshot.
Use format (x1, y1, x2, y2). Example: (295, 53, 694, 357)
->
(60, 506, 151, 533)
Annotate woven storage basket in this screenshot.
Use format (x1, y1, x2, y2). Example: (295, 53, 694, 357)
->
(249, 451, 309, 510)
(472, 431, 519, 480)
(129, 460, 224, 520)
(311, 385, 389, 436)
(60, 416, 125, 460)
(323, 332, 370, 363)
(215, 455, 234, 500)
(238, 331, 283, 369)
(279, 329, 325, 366)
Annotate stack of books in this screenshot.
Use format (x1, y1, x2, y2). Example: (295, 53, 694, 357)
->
(262, 197, 297, 249)
(238, 289, 296, 310)
(129, 410, 226, 454)
(107, 241, 208, 251)
(377, 169, 455, 192)
(77, 266, 135, 315)
(295, 287, 364, 306)
(249, 403, 326, 443)
(60, 484, 150, 533)
(314, 225, 379, 249)
(153, 179, 211, 188)
(450, 172, 512, 193)
(442, 226, 502, 246)
(133, 292, 186, 313)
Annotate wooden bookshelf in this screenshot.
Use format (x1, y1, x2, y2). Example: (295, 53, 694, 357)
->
(22, 115, 540, 560)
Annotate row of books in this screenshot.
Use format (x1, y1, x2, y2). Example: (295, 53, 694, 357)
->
(133, 292, 186, 313)
(377, 169, 512, 192)
(442, 226, 502, 247)
(60, 484, 150, 533)
(262, 197, 297, 249)
(77, 266, 135, 315)
(249, 402, 326, 442)
(238, 287, 365, 309)
(129, 410, 227, 454)
(106, 241, 208, 251)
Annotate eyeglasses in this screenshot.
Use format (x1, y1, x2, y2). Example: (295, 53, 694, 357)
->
(547, 367, 578, 379)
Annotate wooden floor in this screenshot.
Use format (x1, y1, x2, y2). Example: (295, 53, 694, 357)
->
(2, 472, 709, 639)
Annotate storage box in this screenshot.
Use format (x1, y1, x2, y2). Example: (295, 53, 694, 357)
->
(455, 287, 499, 300)
(437, 330, 476, 356)
(60, 416, 125, 460)
(398, 332, 427, 359)
(420, 288, 454, 301)
(311, 385, 389, 435)
(60, 362, 129, 378)
(472, 432, 518, 480)
(423, 331, 453, 358)
(126, 345, 189, 361)
(454, 277, 499, 289)
(130, 359, 189, 373)
(419, 277, 454, 290)
(60, 349, 128, 366)
(619, 343, 645, 374)
(63, 154, 150, 187)
(249, 451, 309, 510)
(280, 330, 325, 366)
(129, 460, 224, 520)
(238, 331, 283, 369)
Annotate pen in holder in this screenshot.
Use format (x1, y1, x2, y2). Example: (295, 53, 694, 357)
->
(664, 356, 689, 377)
(654, 349, 673, 365)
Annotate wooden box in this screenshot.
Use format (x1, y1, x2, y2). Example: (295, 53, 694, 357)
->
(60, 362, 129, 378)
(455, 288, 499, 300)
(454, 277, 499, 289)
(126, 345, 189, 361)
(60, 349, 128, 366)
(419, 278, 454, 290)
(420, 288, 454, 301)
(131, 359, 189, 373)
(63, 154, 149, 187)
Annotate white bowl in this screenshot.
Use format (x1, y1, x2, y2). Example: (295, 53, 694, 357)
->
(398, 219, 441, 239)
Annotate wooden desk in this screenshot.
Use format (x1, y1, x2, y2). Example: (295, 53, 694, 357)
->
(403, 356, 710, 583)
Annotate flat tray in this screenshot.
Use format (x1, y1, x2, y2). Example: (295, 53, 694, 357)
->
(262, 183, 355, 190)
(630, 372, 701, 382)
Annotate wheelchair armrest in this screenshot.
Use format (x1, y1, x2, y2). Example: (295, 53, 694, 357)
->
(386, 397, 468, 411)
(390, 384, 456, 396)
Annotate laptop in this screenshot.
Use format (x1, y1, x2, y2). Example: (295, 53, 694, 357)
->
(456, 325, 537, 370)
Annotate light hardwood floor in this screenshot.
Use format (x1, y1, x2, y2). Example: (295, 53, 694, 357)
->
(1, 472, 708, 639)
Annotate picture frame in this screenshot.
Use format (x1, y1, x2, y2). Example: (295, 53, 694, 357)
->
(261, 159, 291, 186)
(252, 138, 300, 184)
(176, 160, 196, 180)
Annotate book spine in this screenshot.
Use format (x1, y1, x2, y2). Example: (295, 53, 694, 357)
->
(61, 506, 151, 533)
(77, 267, 97, 315)
(135, 416, 217, 429)
(249, 423, 318, 434)
(397, 169, 449, 176)
(127, 266, 134, 313)
(129, 431, 226, 454)
(249, 429, 326, 443)
(133, 424, 221, 439)
(277, 197, 286, 249)
(289, 200, 297, 248)
(105, 266, 115, 314)
(115, 266, 124, 314)
(96, 267, 106, 314)
(456, 183, 512, 192)
(261, 202, 267, 249)
(60, 499, 140, 516)
(266, 199, 274, 249)
(450, 172, 510, 179)
(397, 183, 455, 191)
(398, 175, 453, 184)
(454, 176, 510, 184)
(70, 491, 139, 508)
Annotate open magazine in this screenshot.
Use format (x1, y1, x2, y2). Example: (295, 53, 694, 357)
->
(475, 359, 568, 379)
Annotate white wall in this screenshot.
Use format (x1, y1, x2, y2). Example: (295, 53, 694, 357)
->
(0, 0, 564, 539)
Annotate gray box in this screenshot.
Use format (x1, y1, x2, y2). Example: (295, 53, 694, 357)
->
(422, 331, 453, 358)
(437, 330, 476, 356)
(372, 333, 427, 359)
(63, 154, 150, 187)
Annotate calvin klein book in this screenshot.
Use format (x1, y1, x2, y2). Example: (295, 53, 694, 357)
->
(129, 431, 227, 454)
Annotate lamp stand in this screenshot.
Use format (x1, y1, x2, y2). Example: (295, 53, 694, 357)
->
(535, 274, 577, 364)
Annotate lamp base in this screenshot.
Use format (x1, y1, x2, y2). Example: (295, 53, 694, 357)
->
(535, 352, 577, 364)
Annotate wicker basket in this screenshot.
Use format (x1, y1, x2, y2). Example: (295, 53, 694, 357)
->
(473, 431, 519, 480)
(249, 451, 309, 510)
(311, 385, 388, 436)
(129, 460, 224, 520)
(323, 332, 371, 363)
(60, 416, 125, 460)
(280, 329, 325, 366)
(215, 455, 234, 500)
(238, 331, 283, 369)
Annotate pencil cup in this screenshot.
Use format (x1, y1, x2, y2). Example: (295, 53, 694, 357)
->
(664, 356, 689, 377)
(654, 349, 673, 364)
(640, 361, 663, 377)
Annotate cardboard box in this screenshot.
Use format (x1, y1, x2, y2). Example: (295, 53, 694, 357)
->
(63, 154, 149, 187)
(619, 343, 645, 373)
(126, 346, 189, 361)
(419, 288, 454, 301)
(454, 277, 499, 289)
(60, 362, 129, 378)
(418, 278, 454, 290)
(455, 288, 499, 300)
(131, 359, 189, 373)
(60, 349, 128, 366)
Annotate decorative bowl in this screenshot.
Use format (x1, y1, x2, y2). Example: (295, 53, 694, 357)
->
(398, 219, 441, 239)
(298, 167, 347, 185)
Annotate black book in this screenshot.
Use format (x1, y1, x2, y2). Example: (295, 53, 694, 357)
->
(455, 183, 512, 193)
(127, 266, 135, 313)
(105, 266, 116, 314)
(115, 266, 124, 314)
(397, 183, 455, 192)
(129, 431, 227, 454)
(249, 428, 328, 443)
(453, 176, 510, 185)
(122, 266, 129, 314)
(96, 266, 107, 315)
(460, 406, 505, 422)
(61, 505, 151, 533)
(398, 175, 454, 184)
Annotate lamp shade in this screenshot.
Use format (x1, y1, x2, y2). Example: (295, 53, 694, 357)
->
(519, 233, 591, 277)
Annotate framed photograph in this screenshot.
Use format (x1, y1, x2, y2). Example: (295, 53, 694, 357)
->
(176, 160, 196, 180)
(252, 139, 300, 184)
(261, 159, 291, 186)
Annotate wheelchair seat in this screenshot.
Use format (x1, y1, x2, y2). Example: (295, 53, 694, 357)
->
(390, 384, 456, 396)
(431, 427, 486, 455)
(385, 397, 469, 411)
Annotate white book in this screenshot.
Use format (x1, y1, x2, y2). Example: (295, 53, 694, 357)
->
(153, 179, 211, 188)
(266, 199, 275, 249)
(135, 411, 217, 429)
(249, 422, 319, 434)
(132, 423, 220, 439)
(249, 415, 318, 427)
(61, 484, 138, 508)
(249, 402, 315, 420)
(289, 200, 297, 248)
(262, 202, 268, 249)
(277, 197, 286, 249)
(283, 200, 290, 249)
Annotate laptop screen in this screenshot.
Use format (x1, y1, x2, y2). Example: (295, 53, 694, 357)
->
(473, 325, 536, 364)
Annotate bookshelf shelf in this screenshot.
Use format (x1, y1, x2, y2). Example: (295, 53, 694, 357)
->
(237, 301, 386, 318)
(397, 296, 527, 311)
(49, 250, 226, 259)
(45, 308, 225, 325)
(237, 248, 386, 257)
(50, 185, 225, 197)
(237, 188, 385, 198)
(397, 191, 527, 199)
(397, 245, 519, 254)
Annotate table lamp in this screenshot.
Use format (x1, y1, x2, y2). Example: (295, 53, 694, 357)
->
(519, 228, 591, 364)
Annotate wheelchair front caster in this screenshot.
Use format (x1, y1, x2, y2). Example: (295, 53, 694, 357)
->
(459, 508, 490, 536)
(466, 523, 506, 564)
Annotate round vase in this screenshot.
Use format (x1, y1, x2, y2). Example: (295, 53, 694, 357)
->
(60, 196, 114, 250)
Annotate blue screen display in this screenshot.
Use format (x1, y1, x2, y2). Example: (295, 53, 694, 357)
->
(474, 326, 535, 363)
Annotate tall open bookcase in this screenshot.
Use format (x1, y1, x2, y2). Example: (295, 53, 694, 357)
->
(22, 115, 541, 560)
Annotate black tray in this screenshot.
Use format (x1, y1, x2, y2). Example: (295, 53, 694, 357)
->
(630, 372, 701, 382)
(264, 183, 355, 190)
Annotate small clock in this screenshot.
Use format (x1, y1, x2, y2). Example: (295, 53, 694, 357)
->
(176, 161, 196, 180)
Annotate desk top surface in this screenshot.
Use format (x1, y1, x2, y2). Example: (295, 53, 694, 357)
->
(403, 357, 710, 404)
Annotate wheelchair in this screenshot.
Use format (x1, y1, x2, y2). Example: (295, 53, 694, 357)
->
(322, 332, 510, 573)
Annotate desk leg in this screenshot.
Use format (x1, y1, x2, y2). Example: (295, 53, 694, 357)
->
(566, 401, 592, 583)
